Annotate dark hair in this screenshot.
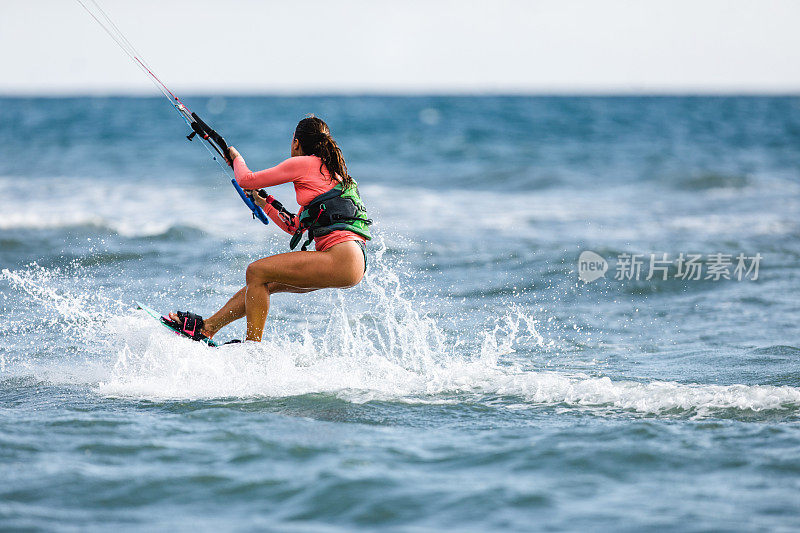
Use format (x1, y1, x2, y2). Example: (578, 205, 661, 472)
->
(294, 116, 353, 189)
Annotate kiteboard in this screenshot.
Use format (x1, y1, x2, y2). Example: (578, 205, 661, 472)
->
(135, 301, 219, 347)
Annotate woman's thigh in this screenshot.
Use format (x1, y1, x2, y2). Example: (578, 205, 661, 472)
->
(247, 242, 364, 290)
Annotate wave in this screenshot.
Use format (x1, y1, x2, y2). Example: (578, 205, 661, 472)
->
(0, 175, 249, 238)
(1, 174, 797, 248)
(94, 330, 800, 418)
(673, 172, 750, 191)
(3, 256, 798, 420)
(667, 212, 797, 237)
(0, 214, 214, 242)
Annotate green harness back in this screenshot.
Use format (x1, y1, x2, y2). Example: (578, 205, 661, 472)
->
(290, 181, 372, 251)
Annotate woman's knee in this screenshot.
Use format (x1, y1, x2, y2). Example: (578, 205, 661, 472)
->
(245, 261, 269, 286)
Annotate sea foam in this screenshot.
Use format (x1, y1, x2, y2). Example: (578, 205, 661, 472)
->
(3, 252, 798, 419)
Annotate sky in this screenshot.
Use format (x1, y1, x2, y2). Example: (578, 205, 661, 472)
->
(1, 0, 799, 95)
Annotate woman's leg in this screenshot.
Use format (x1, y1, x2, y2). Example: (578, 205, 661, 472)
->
(170, 241, 364, 341)
(244, 241, 365, 341)
(202, 287, 246, 336)
(171, 283, 316, 338)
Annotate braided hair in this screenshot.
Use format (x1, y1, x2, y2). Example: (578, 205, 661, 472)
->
(294, 116, 353, 189)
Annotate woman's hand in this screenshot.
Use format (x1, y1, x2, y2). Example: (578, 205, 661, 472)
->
(227, 146, 241, 164)
(248, 189, 268, 209)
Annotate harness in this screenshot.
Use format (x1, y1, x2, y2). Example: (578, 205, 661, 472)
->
(289, 182, 372, 251)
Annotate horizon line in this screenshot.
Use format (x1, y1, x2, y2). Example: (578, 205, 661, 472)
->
(1, 89, 799, 98)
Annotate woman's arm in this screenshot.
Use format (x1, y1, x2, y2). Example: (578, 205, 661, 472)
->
(250, 191, 301, 235)
(233, 153, 311, 190)
(263, 198, 301, 235)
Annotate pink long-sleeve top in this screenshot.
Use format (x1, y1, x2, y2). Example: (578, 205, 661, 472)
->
(233, 155, 366, 251)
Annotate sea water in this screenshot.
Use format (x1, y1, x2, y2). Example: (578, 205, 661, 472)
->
(1, 96, 799, 531)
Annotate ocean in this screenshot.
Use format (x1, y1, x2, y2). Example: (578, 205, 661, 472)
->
(1, 95, 799, 531)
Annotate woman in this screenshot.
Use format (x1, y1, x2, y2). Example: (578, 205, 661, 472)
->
(167, 116, 372, 343)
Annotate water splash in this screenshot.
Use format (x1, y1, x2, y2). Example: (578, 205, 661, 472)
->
(2, 255, 799, 418)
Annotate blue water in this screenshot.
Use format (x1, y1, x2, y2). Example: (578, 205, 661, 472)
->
(1, 96, 799, 531)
